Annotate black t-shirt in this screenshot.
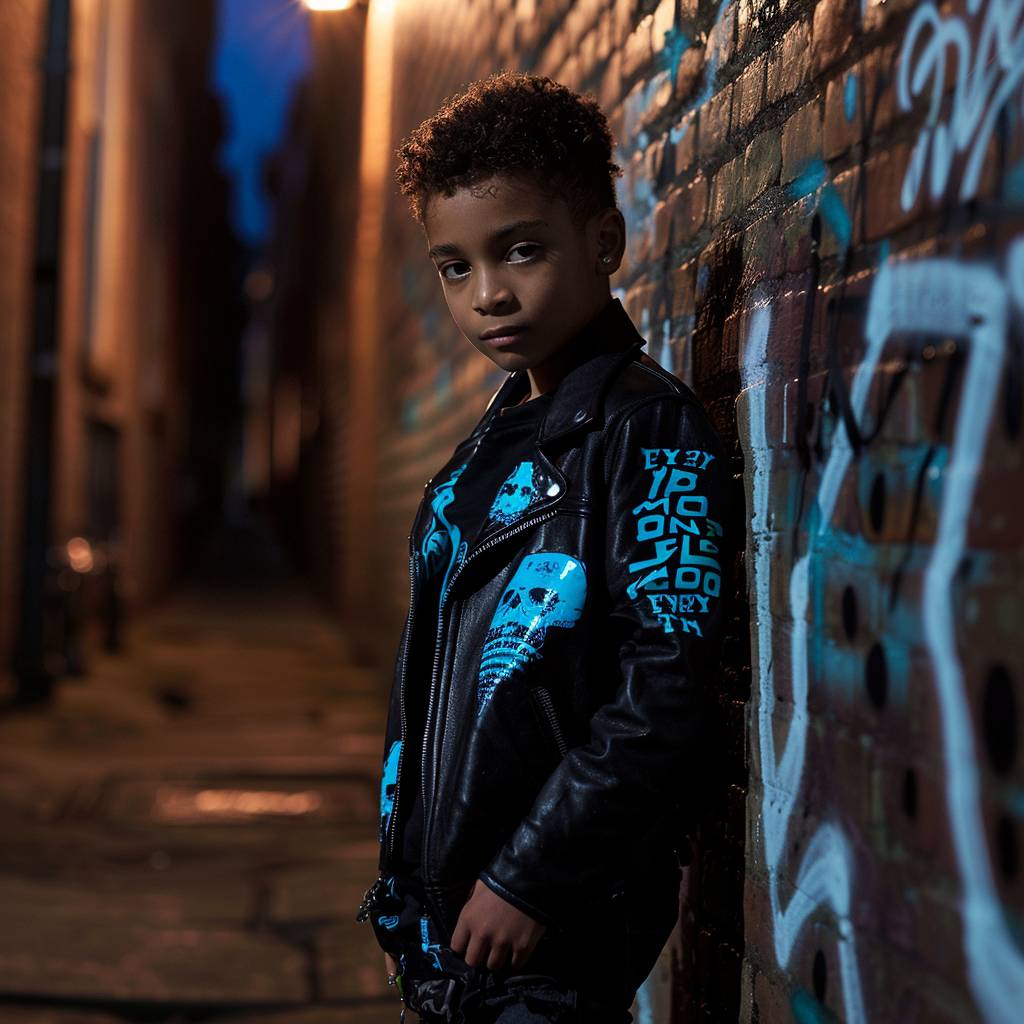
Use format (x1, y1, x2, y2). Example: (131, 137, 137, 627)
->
(395, 389, 554, 885)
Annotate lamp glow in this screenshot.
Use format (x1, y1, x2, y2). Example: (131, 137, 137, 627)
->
(301, 0, 356, 9)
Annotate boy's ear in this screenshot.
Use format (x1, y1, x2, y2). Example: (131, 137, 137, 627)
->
(593, 207, 625, 271)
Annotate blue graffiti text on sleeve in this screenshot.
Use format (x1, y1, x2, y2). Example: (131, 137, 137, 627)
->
(625, 447, 722, 635)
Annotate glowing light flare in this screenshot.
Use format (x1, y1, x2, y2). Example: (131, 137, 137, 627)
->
(300, 0, 357, 10)
(66, 536, 95, 573)
(155, 786, 324, 820)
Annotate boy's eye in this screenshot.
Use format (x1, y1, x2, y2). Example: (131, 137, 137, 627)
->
(438, 244, 540, 282)
(440, 262, 470, 282)
(507, 243, 540, 262)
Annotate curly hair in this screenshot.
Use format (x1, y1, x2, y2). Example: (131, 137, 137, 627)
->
(394, 70, 623, 229)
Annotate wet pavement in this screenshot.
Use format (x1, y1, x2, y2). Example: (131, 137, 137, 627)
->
(0, 575, 402, 1023)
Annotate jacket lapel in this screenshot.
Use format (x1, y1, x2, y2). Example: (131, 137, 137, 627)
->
(456, 298, 648, 564)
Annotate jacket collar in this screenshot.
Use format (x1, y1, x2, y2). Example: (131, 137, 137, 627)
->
(472, 297, 647, 446)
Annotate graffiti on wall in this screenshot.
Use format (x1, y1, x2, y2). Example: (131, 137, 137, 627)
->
(733, 0, 1024, 1012)
(898, 0, 1024, 210)
(741, 235, 1021, 1024)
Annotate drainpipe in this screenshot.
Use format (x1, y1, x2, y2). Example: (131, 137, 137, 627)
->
(11, 0, 72, 705)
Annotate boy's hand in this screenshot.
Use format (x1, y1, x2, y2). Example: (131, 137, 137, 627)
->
(450, 879, 547, 971)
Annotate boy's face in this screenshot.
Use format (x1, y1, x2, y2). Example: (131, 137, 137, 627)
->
(423, 173, 623, 391)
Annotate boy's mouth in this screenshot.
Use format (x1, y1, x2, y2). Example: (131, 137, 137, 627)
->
(480, 325, 528, 347)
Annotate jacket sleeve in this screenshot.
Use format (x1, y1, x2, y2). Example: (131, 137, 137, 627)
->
(477, 394, 733, 926)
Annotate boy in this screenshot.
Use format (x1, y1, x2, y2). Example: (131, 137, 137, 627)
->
(357, 71, 733, 1023)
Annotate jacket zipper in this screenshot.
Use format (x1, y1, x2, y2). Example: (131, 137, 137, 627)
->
(355, 872, 386, 922)
(382, 425, 497, 891)
(530, 685, 569, 758)
(423, 504, 563, 896)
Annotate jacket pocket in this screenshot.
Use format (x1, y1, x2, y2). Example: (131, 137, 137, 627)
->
(530, 686, 568, 759)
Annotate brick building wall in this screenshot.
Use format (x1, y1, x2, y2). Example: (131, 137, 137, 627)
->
(336, 0, 1021, 1020)
(0, 0, 45, 676)
(2, 0, 229, 691)
(55, 0, 220, 610)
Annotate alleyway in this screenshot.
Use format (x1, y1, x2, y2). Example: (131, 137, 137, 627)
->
(0, 553, 399, 1023)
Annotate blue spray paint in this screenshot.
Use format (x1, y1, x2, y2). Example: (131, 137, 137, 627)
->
(657, 25, 691, 82)
(788, 159, 852, 253)
(844, 72, 858, 122)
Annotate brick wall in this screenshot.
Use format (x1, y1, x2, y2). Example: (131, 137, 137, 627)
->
(1, 1, 226, 691)
(0, 0, 45, 680)
(54, 0, 222, 613)
(348, 0, 1022, 1019)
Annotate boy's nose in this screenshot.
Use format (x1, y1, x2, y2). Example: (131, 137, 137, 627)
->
(473, 277, 515, 315)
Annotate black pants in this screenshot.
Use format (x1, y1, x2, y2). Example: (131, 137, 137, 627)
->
(403, 969, 630, 1023)
(368, 874, 661, 1023)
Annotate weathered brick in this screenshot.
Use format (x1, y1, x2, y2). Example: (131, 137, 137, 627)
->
(672, 172, 709, 242)
(710, 154, 743, 226)
(862, 142, 918, 239)
(812, 0, 859, 78)
(818, 164, 859, 259)
(598, 47, 622, 112)
(594, 7, 614, 61)
(824, 68, 860, 160)
(614, 0, 636, 50)
(709, 3, 738, 71)
(577, 26, 599, 81)
(737, 0, 755, 53)
(673, 111, 698, 176)
(622, 12, 653, 81)
(780, 101, 824, 184)
(743, 128, 781, 205)
(652, 193, 674, 257)
(699, 82, 734, 160)
(741, 213, 783, 287)
(766, 19, 811, 104)
(652, 0, 675, 53)
(733, 53, 767, 137)
(671, 259, 698, 319)
(674, 44, 707, 103)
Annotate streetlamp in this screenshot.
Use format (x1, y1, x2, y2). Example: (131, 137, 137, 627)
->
(300, 0, 359, 10)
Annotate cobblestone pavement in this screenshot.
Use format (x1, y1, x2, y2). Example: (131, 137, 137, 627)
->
(0, 575, 403, 1023)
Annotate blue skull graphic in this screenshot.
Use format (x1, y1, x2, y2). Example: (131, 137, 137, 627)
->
(477, 553, 587, 716)
(487, 460, 539, 527)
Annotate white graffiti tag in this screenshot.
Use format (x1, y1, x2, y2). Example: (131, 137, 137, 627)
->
(741, 243, 1022, 1022)
(740, 302, 867, 1024)
(898, 0, 1024, 210)
(868, 254, 1020, 1024)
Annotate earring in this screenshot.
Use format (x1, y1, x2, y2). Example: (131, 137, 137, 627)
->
(602, 255, 612, 263)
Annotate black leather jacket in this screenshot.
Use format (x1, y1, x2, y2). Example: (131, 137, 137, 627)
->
(364, 298, 733, 987)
